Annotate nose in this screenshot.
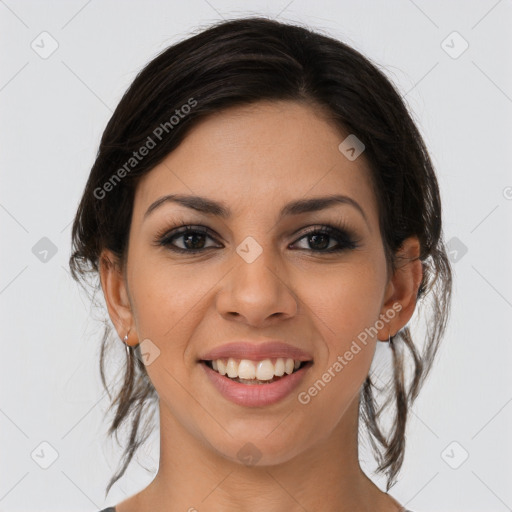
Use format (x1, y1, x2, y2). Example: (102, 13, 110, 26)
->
(216, 243, 298, 327)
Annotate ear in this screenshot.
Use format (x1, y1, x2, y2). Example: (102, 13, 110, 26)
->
(377, 236, 423, 341)
(99, 249, 137, 346)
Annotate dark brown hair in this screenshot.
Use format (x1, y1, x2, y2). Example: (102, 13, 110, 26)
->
(69, 16, 452, 497)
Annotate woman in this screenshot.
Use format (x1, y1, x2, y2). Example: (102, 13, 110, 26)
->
(69, 16, 452, 512)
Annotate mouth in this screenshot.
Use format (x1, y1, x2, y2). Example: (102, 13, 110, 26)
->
(200, 356, 314, 407)
(201, 357, 313, 385)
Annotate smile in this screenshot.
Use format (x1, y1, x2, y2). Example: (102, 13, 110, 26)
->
(200, 358, 313, 407)
(204, 357, 306, 383)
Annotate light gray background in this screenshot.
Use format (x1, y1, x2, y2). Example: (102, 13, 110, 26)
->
(1, 1, 511, 511)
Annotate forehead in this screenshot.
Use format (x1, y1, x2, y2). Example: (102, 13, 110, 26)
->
(133, 100, 378, 224)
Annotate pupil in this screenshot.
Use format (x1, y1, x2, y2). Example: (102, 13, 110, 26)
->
(310, 233, 329, 250)
(184, 233, 205, 250)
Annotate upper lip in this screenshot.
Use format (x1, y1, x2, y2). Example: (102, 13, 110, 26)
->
(199, 340, 313, 362)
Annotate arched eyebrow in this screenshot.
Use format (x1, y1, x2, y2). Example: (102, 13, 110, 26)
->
(144, 193, 368, 226)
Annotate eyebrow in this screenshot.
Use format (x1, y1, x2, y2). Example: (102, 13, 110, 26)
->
(144, 193, 368, 225)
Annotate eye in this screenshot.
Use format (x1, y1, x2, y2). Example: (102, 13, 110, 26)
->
(155, 223, 360, 254)
(156, 225, 221, 253)
(290, 225, 360, 253)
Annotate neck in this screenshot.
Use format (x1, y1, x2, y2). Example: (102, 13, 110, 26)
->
(129, 397, 400, 512)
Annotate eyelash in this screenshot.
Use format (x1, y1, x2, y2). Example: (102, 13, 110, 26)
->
(154, 222, 361, 255)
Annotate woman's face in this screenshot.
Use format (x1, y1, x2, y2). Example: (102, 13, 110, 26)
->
(103, 100, 416, 466)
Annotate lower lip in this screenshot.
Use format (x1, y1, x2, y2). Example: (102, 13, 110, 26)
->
(201, 361, 312, 407)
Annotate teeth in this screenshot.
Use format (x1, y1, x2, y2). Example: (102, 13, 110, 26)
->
(210, 357, 303, 380)
(226, 358, 238, 378)
(256, 359, 274, 380)
(238, 359, 256, 379)
(274, 358, 285, 376)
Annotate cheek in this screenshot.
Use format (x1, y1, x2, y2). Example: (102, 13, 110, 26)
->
(128, 255, 209, 338)
(126, 256, 228, 392)
(295, 270, 382, 419)
(299, 262, 385, 338)
(298, 263, 385, 394)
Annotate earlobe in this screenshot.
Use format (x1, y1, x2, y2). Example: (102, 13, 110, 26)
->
(99, 249, 135, 344)
(377, 236, 423, 341)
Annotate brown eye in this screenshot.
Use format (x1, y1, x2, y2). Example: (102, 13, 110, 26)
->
(158, 226, 221, 253)
(290, 225, 360, 253)
(155, 224, 360, 255)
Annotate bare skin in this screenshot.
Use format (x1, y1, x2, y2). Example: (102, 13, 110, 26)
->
(100, 100, 422, 512)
